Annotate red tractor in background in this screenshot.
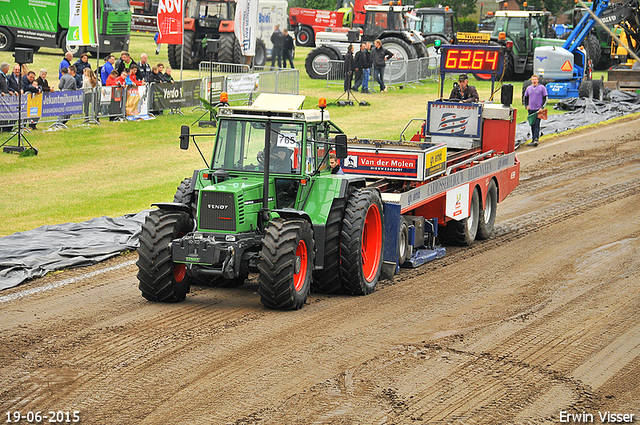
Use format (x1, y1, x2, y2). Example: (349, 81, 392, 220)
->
(289, 0, 384, 47)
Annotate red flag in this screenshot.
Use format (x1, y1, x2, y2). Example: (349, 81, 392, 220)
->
(157, 0, 183, 44)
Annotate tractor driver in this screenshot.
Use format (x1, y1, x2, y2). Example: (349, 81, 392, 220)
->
(449, 74, 479, 103)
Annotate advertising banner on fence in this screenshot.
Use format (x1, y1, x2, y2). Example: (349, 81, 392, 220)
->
(151, 80, 202, 110)
(0, 95, 28, 121)
(126, 86, 153, 120)
(67, 0, 99, 47)
(225, 74, 258, 95)
(41, 91, 84, 117)
(235, 0, 259, 56)
(157, 0, 183, 44)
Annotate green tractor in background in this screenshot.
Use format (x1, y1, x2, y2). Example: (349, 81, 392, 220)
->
(136, 94, 385, 310)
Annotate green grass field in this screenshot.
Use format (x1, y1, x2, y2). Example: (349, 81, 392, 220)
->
(0, 33, 608, 236)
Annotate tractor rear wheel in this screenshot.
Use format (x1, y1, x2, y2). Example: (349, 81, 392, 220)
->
(218, 33, 235, 64)
(137, 210, 194, 302)
(439, 187, 480, 246)
(173, 177, 198, 218)
(341, 189, 384, 295)
(258, 218, 315, 310)
(167, 30, 202, 69)
(312, 198, 346, 294)
(477, 180, 497, 240)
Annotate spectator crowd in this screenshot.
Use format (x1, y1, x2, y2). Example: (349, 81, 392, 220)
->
(0, 51, 175, 97)
(0, 51, 177, 129)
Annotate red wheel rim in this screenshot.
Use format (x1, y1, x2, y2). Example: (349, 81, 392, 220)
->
(293, 239, 308, 292)
(361, 203, 382, 282)
(174, 263, 187, 282)
(300, 33, 308, 42)
(476, 73, 492, 81)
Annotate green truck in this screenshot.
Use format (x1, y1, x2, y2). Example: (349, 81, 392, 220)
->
(0, 0, 131, 55)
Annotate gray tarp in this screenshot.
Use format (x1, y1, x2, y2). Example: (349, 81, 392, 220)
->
(0, 211, 149, 291)
(515, 90, 640, 147)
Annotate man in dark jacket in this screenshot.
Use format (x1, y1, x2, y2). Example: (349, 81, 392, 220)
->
(0, 62, 9, 94)
(58, 67, 77, 124)
(371, 39, 393, 92)
(282, 29, 295, 68)
(343, 44, 355, 92)
(7, 64, 21, 94)
(270, 25, 284, 69)
(449, 74, 479, 103)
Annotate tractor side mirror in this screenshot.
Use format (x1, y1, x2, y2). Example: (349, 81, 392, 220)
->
(335, 134, 348, 159)
(179, 125, 190, 150)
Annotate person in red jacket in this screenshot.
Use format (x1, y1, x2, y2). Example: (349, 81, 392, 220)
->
(105, 70, 119, 86)
(128, 64, 145, 86)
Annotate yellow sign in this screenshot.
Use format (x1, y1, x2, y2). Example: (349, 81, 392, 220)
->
(27, 93, 43, 118)
(425, 145, 447, 177)
(457, 32, 491, 45)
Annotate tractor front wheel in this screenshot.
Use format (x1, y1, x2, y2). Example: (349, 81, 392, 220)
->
(258, 218, 315, 310)
(137, 210, 194, 302)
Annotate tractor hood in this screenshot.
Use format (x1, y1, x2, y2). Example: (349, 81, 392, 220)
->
(197, 176, 267, 233)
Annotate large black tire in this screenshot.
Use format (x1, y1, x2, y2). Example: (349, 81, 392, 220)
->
(173, 177, 198, 218)
(477, 180, 497, 240)
(586, 33, 601, 68)
(502, 52, 515, 81)
(312, 197, 346, 294)
(258, 218, 315, 310)
(137, 210, 194, 302)
(0, 27, 15, 51)
(305, 46, 340, 79)
(592, 78, 604, 101)
(232, 34, 266, 66)
(398, 218, 409, 265)
(413, 41, 428, 59)
(253, 39, 267, 67)
(296, 25, 315, 48)
(167, 30, 202, 70)
(439, 187, 480, 246)
(218, 32, 235, 64)
(579, 80, 593, 99)
(340, 189, 384, 295)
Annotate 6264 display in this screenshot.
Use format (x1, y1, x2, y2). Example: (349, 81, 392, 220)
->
(440, 45, 504, 76)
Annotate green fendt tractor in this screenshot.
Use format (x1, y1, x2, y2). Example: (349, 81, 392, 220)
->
(136, 94, 384, 310)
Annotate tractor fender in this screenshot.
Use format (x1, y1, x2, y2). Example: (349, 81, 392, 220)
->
(272, 208, 312, 223)
(152, 202, 193, 216)
(338, 175, 367, 198)
(323, 44, 343, 59)
(184, 18, 195, 32)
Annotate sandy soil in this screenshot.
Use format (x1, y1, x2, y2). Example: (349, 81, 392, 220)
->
(1, 117, 639, 424)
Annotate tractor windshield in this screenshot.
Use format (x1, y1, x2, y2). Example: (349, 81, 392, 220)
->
(419, 14, 446, 34)
(197, 0, 231, 19)
(103, 0, 130, 11)
(213, 119, 304, 174)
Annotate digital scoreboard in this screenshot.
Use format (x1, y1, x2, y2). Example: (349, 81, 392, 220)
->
(439, 45, 504, 76)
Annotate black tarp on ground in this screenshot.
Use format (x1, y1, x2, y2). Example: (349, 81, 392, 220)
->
(0, 211, 149, 291)
(515, 90, 640, 147)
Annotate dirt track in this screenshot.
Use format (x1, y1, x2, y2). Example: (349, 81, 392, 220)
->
(2, 117, 640, 424)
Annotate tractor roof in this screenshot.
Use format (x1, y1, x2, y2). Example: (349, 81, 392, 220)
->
(364, 5, 413, 12)
(218, 94, 330, 122)
(414, 7, 454, 15)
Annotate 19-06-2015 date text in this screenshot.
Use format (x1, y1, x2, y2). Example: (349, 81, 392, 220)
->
(6, 411, 80, 423)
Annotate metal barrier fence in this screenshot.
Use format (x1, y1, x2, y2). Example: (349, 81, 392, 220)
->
(198, 62, 251, 78)
(326, 56, 441, 90)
